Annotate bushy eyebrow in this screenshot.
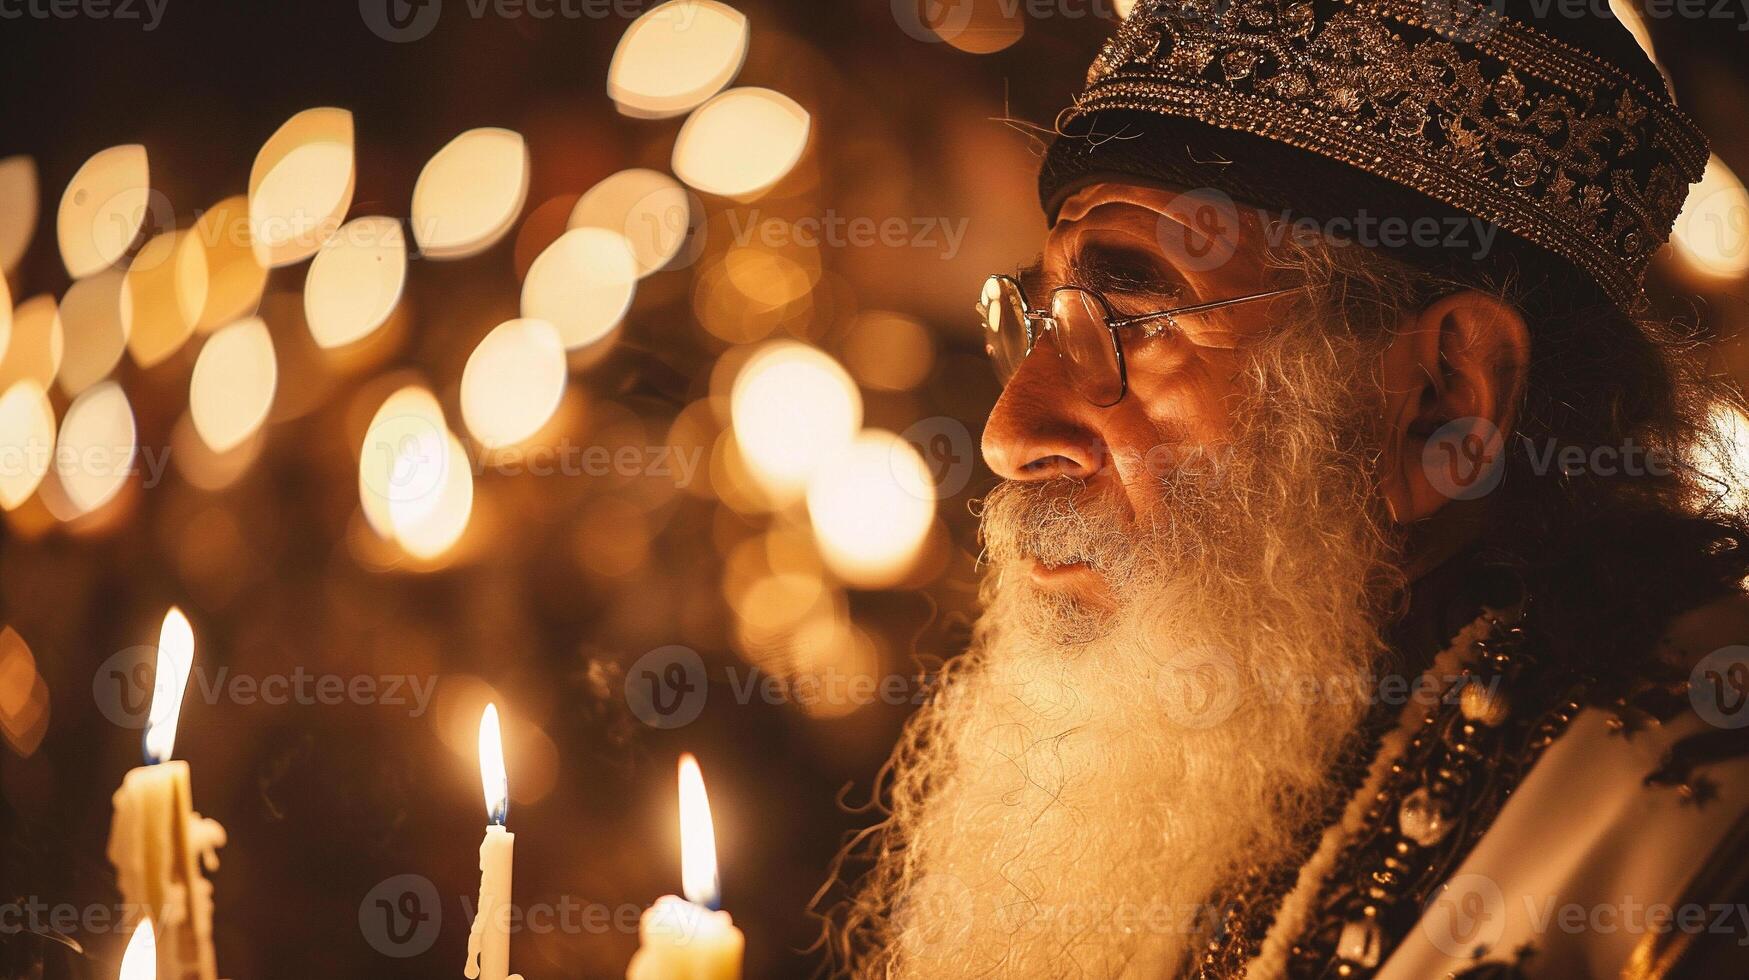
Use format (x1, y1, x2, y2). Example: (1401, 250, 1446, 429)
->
(1013, 242, 1189, 307)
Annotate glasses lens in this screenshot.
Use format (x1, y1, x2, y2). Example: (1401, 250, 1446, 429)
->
(1049, 288, 1124, 406)
(979, 277, 1032, 383)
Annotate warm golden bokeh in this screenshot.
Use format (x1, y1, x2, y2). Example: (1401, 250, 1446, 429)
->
(729, 341, 862, 504)
(122, 229, 206, 369)
(569, 169, 694, 277)
(460, 318, 568, 450)
(388, 428, 474, 562)
(304, 215, 408, 349)
(673, 88, 811, 200)
(411, 128, 530, 261)
(0, 379, 55, 510)
(248, 108, 356, 268)
(805, 429, 935, 587)
(0, 625, 49, 757)
(190, 316, 279, 454)
(357, 383, 449, 541)
(521, 227, 639, 351)
(189, 195, 269, 332)
(56, 143, 149, 279)
(0, 154, 38, 276)
(52, 379, 136, 518)
(608, 0, 749, 119)
(1671, 155, 1749, 285)
(0, 294, 64, 393)
(56, 268, 130, 397)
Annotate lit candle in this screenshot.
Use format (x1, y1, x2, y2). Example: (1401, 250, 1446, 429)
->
(626, 754, 744, 980)
(106, 608, 226, 980)
(465, 703, 522, 980)
(120, 919, 156, 979)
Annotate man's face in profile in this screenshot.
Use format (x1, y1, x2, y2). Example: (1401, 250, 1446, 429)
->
(842, 179, 1419, 977)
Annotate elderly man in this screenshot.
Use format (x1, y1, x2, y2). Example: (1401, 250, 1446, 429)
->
(828, 1, 1749, 977)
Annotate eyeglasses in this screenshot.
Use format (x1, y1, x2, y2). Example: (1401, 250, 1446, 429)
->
(977, 274, 1302, 407)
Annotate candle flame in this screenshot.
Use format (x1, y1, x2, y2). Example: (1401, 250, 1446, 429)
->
(479, 702, 508, 825)
(143, 607, 194, 765)
(120, 919, 156, 980)
(678, 752, 720, 908)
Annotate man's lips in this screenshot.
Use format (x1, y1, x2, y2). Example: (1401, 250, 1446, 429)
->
(1026, 558, 1099, 589)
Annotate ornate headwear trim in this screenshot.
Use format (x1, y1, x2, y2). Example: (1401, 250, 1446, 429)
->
(1054, 0, 1709, 308)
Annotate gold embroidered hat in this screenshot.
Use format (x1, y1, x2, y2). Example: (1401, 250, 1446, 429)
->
(1038, 0, 1709, 310)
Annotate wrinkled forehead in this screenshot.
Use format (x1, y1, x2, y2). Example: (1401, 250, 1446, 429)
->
(1038, 179, 1274, 297)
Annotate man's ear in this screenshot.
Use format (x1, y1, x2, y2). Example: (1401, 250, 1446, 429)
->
(1377, 290, 1531, 523)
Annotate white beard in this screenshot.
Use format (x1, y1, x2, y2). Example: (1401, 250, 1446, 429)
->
(838, 329, 1405, 978)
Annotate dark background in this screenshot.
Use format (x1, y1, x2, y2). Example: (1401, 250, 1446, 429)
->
(1, 1, 1745, 978)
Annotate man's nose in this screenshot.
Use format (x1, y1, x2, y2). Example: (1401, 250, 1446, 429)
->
(981, 337, 1106, 481)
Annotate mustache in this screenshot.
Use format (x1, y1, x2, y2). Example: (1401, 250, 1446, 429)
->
(977, 479, 1137, 572)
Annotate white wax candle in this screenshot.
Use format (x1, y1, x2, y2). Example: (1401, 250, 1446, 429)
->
(465, 703, 522, 980)
(465, 824, 519, 980)
(106, 609, 225, 980)
(626, 895, 744, 980)
(108, 760, 226, 980)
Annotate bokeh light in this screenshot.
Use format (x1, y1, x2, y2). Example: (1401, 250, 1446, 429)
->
(0, 155, 38, 276)
(411, 127, 530, 260)
(56, 268, 130, 397)
(305, 215, 408, 349)
(0, 380, 55, 510)
(57, 144, 149, 279)
(189, 195, 268, 332)
(172, 410, 264, 492)
(1671, 154, 1749, 285)
(568, 169, 695, 276)
(673, 87, 811, 199)
(521, 227, 638, 351)
(389, 429, 474, 561)
(842, 310, 934, 391)
(730, 341, 861, 503)
(0, 295, 63, 392)
(249, 107, 356, 268)
(190, 317, 279, 453)
(357, 384, 465, 559)
(53, 379, 136, 518)
(0, 625, 49, 756)
(460, 318, 568, 450)
(123, 229, 206, 368)
(907, 0, 1024, 54)
(607, 0, 749, 119)
(805, 430, 935, 587)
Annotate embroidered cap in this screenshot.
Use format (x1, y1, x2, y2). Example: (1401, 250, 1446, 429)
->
(1038, 0, 1709, 310)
